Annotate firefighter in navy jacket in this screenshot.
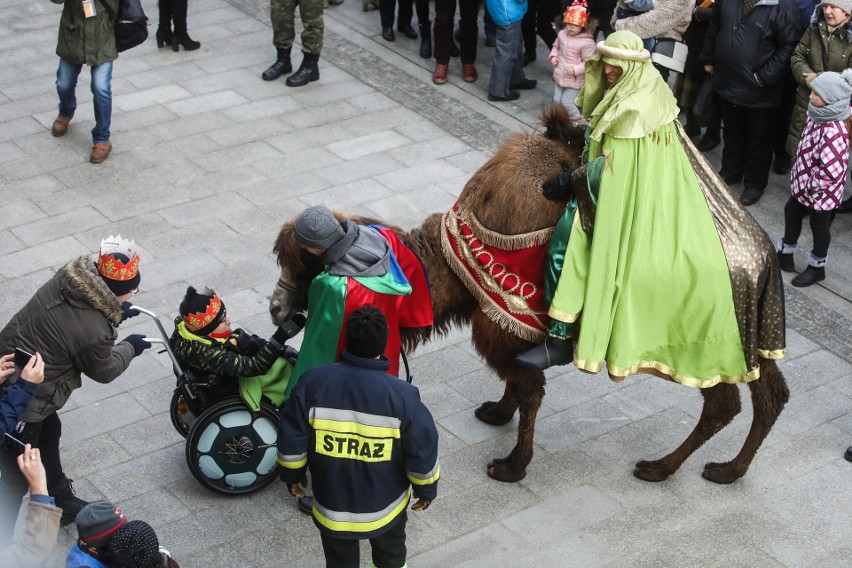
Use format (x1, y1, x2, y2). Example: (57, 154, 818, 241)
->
(277, 306, 439, 568)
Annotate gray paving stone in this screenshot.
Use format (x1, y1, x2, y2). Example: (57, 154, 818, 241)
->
(374, 159, 467, 193)
(59, 391, 153, 445)
(11, 206, 108, 246)
(116, 487, 193, 530)
(410, 523, 538, 568)
(0, 235, 88, 278)
(775, 384, 851, 436)
(58, 433, 133, 478)
(166, 89, 250, 117)
(88, 443, 188, 502)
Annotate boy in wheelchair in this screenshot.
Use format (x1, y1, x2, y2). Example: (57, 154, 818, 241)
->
(169, 286, 299, 411)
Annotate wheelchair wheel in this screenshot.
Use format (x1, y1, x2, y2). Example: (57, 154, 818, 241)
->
(170, 390, 197, 439)
(185, 397, 281, 495)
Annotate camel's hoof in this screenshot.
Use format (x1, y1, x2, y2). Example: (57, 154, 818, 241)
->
(701, 462, 742, 484)
(475, 401, 514, 426)
(487, 458, 527, 482)
(633, 459, 673, 482)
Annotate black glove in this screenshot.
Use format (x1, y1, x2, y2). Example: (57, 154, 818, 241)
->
(271, 313, 307, 347)
(122, 334, 151, 357)
(542, 166, 574, 202)
(120, 302, 139, 322)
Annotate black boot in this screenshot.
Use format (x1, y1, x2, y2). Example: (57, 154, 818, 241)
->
(262, 47, 292, 81)
(776, 251, 796, 273)
(419, 23, 432, 58)
(791, 265, 825, 287)
(156, 0, 173, 48)
(398, 23, 418, 39)
(50, 476, 89, 526)
(514, 336, 573, 371)
(171, 0, 200, 51)
(297, 496, 313, 516)
(286, 53, 320, 87)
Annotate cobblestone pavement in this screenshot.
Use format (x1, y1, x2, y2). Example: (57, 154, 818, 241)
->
(2, 0, 851, 566)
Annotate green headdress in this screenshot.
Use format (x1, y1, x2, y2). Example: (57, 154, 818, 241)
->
(575, 30, 679, 142)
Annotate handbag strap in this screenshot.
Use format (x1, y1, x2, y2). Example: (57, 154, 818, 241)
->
(96, 0, 117, 21)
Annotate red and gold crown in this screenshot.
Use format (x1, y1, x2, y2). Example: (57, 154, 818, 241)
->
(564, 0, 589, 28)
(97, 235, 140, 282)
(184, 294, 224, 332)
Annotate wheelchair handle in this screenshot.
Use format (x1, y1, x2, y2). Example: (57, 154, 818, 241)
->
(132, 306, 188, 380)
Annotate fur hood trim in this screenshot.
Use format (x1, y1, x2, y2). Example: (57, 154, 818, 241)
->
(812, 8, 852, 43)
(64, 256, 123, 326)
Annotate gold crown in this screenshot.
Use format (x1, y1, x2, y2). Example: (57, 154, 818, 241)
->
(97, 235, 140, 282)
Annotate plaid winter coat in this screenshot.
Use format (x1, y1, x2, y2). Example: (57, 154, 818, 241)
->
(790, 116, 850, 211)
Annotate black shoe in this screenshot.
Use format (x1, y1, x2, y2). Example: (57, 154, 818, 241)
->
(776, 252, 796, 273)
(262, 59, 292, 81)
(156, 29, 173, 48)
(719, 169, 741, 185)
(514, 336, 573, 371)
(739, 186, 764, 206)
(50, 477, 89, 526)
(298, 496, 313, 516)
(398, 24, 417, 39)
(845, 446, 852, 462)
(791, 266, 825, 287)
(773, 155, 791, 175)
(419, 24, 432, 58)
(523, 50, 536, 66)
(510, 79, 537, 90)
(286, 54, 320, 87)
(683, 121, 701, 138)
(172, 34, 201, 52)
(382, 27, 395, 41)
(837, 198, 852, 214)
(697, 133, 721, 152)
(488, 91, 520, 102)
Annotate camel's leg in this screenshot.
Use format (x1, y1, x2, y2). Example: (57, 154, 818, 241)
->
(702, 359, 790, 484)
(475, 381, 520, 426)
(487, 373, 545, 482)
(634, 382, 741, 482)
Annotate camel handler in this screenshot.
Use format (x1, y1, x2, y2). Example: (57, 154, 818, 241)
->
(515, 31, 786, 387)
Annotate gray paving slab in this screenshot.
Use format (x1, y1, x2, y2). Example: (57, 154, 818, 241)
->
(1, 0, 850, 566)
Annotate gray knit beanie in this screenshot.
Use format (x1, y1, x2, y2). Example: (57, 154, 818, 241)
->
(822, 0, 852, 16)
(810, 68, 852, 105)
(294, 206, 345, 250)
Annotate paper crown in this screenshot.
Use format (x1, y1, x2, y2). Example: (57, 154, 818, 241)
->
(183, 292, 225, 333)
(97, 235, 140, 282)
(564, 0, 589, 28)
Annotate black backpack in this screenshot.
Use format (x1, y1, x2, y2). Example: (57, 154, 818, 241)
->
(98, 0, 148, 52)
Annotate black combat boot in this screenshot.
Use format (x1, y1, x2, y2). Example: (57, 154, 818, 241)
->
(419, 23, 432, 58)
(286, 53, 320, 87)
(50, 476, 89, 526)
(262, 47, 292, 81)
(514, 336, 573, 371)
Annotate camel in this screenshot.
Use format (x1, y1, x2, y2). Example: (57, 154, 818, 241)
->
(269, 106, 789, 484)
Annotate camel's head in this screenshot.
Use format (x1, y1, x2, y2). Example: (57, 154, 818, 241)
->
(269, 215, 325, 326)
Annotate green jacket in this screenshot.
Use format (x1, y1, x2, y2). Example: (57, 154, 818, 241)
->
(787, 14, 852, 156)
(52, 0, 118, 66)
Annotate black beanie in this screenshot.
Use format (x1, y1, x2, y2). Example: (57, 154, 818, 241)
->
(179, 286, 226, 336)
(99, 253, 141, 296)
(345, 306, 389, 359)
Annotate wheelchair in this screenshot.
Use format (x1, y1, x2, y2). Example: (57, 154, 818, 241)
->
(136, 307, 289, 496)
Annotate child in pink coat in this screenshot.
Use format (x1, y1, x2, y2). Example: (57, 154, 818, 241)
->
(549, 0, 597, 117)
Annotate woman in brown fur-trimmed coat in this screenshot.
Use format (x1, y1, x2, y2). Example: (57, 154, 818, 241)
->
(787, 2, 852, 156)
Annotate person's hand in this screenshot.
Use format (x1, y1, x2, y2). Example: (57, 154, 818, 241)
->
(17, 444, 48, 496)
(20, 351, 44, 385)
(542, 166, 575, 202)
(122, 334, 151, 357)
(550, 56, 558, 67)
(411, 498, 431, 512)
(120, 301, 139, 322)
(704, 64, 714, 75)
(0, 354, 14, 384)
(289, 475, 308, 498)
(803, 72, 817, 86)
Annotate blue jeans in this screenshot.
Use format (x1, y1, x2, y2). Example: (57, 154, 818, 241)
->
(56, 58, 113, 144)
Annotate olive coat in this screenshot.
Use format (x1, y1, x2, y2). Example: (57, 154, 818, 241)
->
(51, 0, 118, 66)
(787, 9, 852, 156)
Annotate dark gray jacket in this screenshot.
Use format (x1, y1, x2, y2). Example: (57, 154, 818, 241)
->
(0, 257, 135, 422)
(701, 0, 800, 108)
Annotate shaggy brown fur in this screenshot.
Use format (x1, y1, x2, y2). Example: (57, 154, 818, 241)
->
(271, 106, 788, 484)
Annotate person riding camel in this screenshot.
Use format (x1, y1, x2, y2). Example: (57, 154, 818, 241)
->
(515, 30, 785, 389)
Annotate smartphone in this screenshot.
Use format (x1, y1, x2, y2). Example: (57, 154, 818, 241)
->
(13, 347, 33, 368)
(3, 432, 26, 449)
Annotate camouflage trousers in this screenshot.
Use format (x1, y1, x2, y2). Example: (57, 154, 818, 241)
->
(271, 0, 324, 55)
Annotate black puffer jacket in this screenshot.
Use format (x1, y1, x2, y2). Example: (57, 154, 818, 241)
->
(0, 257, 135, 422)
(701, 0, 800, 108)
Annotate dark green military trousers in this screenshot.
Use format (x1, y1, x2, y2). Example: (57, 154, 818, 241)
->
(271, 0, 324, 55)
